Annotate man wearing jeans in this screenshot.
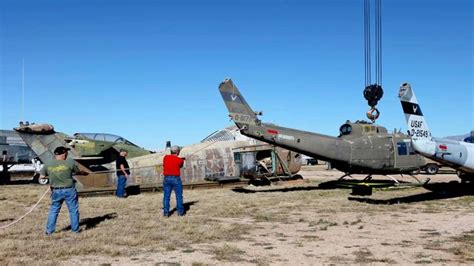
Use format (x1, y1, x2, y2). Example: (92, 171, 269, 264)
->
(162, 145, 185, 217)
(40, 146, 80, 234)
(115, 149, 130, 198)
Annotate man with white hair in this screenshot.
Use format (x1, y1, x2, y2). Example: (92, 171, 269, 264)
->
(162, 145, 185, 217)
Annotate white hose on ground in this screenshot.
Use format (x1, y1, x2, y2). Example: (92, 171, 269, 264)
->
(0, 188, 49, 230)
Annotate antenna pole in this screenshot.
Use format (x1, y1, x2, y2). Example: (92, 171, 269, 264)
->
(21, 58, 25, 122)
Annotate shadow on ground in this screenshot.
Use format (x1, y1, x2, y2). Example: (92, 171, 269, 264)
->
(60, 212, 118, 232)
(1, 179, 36, 185)
(0, 218, 14, 223)
(349, 182, 474, 204)
(232, 185, 322, 194)
(168, 200, 198, 216)
(231, 179, 401, 194)
(318, 179, 407, 189)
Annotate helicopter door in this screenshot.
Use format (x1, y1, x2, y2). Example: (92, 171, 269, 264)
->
(350, 136, 393, 169)
(393, 138, 419, 169)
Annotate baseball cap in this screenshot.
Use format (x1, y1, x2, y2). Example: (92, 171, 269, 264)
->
(54, 146, 70, 155)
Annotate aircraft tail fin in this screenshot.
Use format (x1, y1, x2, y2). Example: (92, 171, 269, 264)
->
(219, 78, 260, 127)
(398, 83, 432, 140)
(14, 123, 82, 166)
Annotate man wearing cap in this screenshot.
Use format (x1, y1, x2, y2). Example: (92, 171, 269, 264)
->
(115, 149, 130, 198)
(162, 145, 185, 217)
(40, 146, 80, 234)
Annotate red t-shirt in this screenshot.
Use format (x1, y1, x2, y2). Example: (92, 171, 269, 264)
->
(163, 154, 184, 176)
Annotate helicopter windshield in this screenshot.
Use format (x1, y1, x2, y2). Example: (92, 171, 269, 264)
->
(339, 124, 352, 136)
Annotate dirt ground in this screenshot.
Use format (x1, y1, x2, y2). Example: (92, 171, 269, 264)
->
(0, 167, 473, 265)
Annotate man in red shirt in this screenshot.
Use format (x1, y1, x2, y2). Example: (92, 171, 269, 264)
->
(162, 145, 185, 217)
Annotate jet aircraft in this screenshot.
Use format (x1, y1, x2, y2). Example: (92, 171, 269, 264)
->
(218, 78, 426, 179)
(14, 124, 152, 168)
(14, 123, 302, 189)
(398, 82, 474, 183)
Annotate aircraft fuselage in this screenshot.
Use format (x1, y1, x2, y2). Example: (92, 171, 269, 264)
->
(238, 121, 425, 175)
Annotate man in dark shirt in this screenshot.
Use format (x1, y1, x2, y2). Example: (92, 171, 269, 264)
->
(162, 145, 185, 217)
(115, 149, 130, 198)
(40, 146, 80, 234)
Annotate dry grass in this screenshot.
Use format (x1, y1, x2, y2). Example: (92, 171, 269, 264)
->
(447, 231, 474, 262)
(210, 244, 246, 262)
(0, 175, 473, 264)
(0, 185, 253, 264)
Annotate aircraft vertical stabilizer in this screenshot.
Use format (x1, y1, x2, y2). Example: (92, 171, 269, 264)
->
(399, 83, 474, 178)
(399, 83, 432, 140)
(219, 79, 259, 127)
(398, 83, 435, 155)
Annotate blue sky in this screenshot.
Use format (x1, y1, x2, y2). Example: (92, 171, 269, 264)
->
(1, 0, 472, 150)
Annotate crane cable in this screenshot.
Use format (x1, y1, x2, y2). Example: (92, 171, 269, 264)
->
(376, 0, 382, 85)
(364, 0, 371, 87)
(364, 0, 384, 122)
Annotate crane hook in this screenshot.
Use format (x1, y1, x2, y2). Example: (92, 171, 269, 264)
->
(366, 107, 380, 122)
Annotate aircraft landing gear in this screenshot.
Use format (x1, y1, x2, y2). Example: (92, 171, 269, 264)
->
(337, 173, 353, 181)
(362, 175, 373, 181)
(404, 174, 422, 184)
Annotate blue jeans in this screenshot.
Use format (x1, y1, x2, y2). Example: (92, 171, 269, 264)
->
(116, 175, 127, 197)
(46, 187, 80, 234)
(163, 176, 184, 215)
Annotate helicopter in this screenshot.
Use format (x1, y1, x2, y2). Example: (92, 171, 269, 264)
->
(218, 78, 426, 180)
